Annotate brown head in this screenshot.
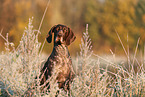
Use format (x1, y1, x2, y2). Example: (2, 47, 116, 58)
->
(46, 24, 76, 46)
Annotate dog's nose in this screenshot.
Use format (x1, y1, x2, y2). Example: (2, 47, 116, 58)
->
(58, 30, 63, 37)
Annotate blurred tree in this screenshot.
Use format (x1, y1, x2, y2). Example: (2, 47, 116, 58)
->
(0, 0, 16, 50)
(0, 0, 16, 34)
(60, 0, 87, 30)
(135, 0, 145, 47)
(9, 0, 34, 47)
(9, 0, 52, 50)
(1, 0, 145, 55)
(85, 0, 140, 54)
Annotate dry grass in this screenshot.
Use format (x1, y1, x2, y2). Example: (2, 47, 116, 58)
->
(0, 20, 144, 97)
(71, 25, 145, 97)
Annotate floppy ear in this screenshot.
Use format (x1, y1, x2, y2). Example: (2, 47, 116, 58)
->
(65, 28, 76, 46)
(46, 25, 56, 43)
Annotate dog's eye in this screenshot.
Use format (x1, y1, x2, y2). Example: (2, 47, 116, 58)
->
(63, 28, 67, 32)
(59, 26, 62, 30)
(56, 27, 59, 31)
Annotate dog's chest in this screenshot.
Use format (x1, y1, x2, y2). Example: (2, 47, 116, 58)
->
(47, 45, 72, 78)
(49, 45, 72, 68)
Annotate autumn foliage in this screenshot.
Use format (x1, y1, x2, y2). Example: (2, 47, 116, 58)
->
(0, 0, 145, 54)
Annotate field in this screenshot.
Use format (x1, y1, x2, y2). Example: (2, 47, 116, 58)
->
(0, 18, 145, 97)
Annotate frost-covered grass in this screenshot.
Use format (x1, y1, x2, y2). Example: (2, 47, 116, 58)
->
(0, 21, 145, 97)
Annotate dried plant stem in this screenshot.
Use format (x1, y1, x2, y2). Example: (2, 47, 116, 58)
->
(38, 0, 50, 32)
(132, 37, 140, 73)
(38, 0, 50, 54)
(144, 44, 145, 65)
(115, 30, 128, 58)
(127, 32, 130, 69)
(39, 39, 46, 54)
(93, 54, 114, 65)
(0, 29, 5, 40)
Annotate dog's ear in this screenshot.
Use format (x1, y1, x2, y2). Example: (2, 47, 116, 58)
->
(46, 25, 56, 43)
(65, 28, 76, 46)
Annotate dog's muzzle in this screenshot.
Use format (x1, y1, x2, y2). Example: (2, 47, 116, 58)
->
(55, 30, 64, 44)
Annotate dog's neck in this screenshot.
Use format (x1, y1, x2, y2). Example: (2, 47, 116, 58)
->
(52, 44, 70, 57)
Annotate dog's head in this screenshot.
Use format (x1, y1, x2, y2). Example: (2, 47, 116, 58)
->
(46, 24, 76, 46)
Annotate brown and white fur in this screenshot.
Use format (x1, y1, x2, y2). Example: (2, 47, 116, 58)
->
(39, 24, 76, 94)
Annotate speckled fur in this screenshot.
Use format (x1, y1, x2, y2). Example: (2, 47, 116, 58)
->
(39, 24, 76, 93)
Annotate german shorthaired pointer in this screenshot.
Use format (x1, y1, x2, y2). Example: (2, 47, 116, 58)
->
(39, 24, 76, 93)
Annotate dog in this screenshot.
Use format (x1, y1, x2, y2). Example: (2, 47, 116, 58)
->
(39, 24, 76, 94)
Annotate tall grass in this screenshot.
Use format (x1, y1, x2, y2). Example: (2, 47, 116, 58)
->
(71, 24, 145, 97)
(0, 21, 145, 97)
(0, 18, 42, 96)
